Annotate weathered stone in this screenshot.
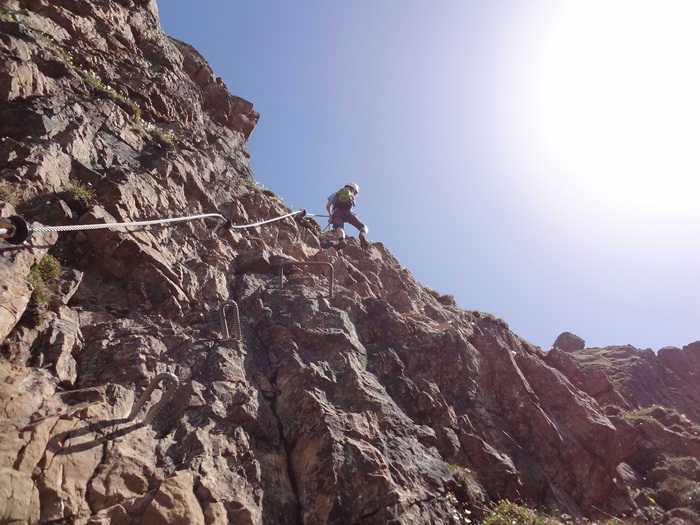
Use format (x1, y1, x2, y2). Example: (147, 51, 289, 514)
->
(552, 331, 586, 351)
(0, 202, 58, 345)
(0, 467, 41, 524)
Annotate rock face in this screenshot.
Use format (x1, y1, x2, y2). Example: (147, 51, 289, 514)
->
(1, 1, 699, 524)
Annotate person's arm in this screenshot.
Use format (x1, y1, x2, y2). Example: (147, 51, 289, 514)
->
(326, 193, 335, 215)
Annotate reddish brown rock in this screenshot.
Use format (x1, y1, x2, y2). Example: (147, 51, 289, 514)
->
(1, 1, 699, 524)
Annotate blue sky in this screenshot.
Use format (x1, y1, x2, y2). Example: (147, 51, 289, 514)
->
(158, 1, 700, 352)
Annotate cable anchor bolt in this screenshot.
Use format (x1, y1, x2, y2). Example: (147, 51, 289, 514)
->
(0, 216, 34, 244)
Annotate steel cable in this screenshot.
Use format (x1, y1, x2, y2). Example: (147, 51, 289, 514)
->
(1, 209, 318, 244)
(30, 210, 303, 233)
(30, 213, 227, 233)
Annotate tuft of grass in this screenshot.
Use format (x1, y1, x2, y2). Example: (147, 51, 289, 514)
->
(240, 177, 283, 203)
(65, 180, 96, 207)
(0, 333, 19, 361)
(1, 11, 18, 22)
(654, 477, 700, 511)
(427, 287, 457, 306)
(648, 456, 700, 512)
(28, 254, 61, 306)
(474, 311, 509, 330)
(482, 500, 559, 525)
(445, 462, 483, 518)
(620, 405, 665, 424)
(445, 491, 473, 524)
(665, 507, 699, 522)
(79, 69, 139, 114)
(0, 184, 21, 206)
(137, 117, 176, 148)
(651, 456, 700, 482)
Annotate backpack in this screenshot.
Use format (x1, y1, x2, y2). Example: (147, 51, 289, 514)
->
(334, 187, 355, 210)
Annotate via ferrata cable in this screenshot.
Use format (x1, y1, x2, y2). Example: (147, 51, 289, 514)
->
(1, 210, 306, 245)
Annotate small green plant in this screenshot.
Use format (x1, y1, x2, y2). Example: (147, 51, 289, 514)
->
(655, 477, 700, 509)
(0, 184, 20, 206)
(137, 117, 176, 148)
(75, 68, 176, 147)
(475, 311, 509, 330)
(446, 462, 476, 486)
(65, 180, 96, 207)
(78, 71, 176, 147)
(1, 12, 18, 22)
(650, 456, 700, 481)
(620, 404, 682, 425)
(482, 500, 558, 525)
(665, 507, 699, 522)
(80, 70, 176, 148)
(0, 333, 19, 361)
(82, 69, 106, 90)
(28, 254, 61, 306)
(34, 30, 75, 67)
(445, 491, 472, 523)
(244, 233, 265, 246)
(37, 32, 55, 44)
(79, 69, 135, 109)
(241, 177, 283, 202)
(442, 464, 485, 523)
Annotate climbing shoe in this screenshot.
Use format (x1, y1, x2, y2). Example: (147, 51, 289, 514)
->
(335, 239, 347, 249)
(359, 233, 368, 249)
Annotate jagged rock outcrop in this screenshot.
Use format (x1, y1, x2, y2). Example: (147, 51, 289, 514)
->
(2, 1, 700, 524)
(545, 343, 700, 522)
(551, 331, 585, 352)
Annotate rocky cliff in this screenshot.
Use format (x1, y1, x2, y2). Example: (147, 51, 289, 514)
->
(1, 1, 699, 524)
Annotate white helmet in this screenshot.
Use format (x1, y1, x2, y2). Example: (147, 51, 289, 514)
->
(345, 182, 359, 194)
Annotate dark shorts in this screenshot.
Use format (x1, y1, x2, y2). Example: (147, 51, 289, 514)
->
(331, 208, 365, 231)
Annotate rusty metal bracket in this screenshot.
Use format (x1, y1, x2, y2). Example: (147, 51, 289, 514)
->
(219, 300, 241, 340)
(278, 261, 334, 297)
(127, 372, 179, 425)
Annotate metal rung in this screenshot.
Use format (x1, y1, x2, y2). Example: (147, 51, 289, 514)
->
(219, 300, 242, 340)
(278, 261, 334, 297)
(127, 372, 179, 425)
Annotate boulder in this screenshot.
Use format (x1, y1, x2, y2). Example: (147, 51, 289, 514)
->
(552, 331, 586, 352)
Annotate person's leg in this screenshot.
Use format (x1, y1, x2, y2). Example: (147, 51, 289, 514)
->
(331, 213, 347, 247)
(348, 215, 369, 248)
(331, 216, 346, 241)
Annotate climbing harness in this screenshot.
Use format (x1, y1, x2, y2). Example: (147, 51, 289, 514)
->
(127, 372, 180, 425)
(0, 210, 307, 245)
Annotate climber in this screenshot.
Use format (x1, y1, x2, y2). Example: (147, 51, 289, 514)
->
(326, 182, 369, 249)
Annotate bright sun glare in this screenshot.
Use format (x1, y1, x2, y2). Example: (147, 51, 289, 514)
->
(536, 1, 700, 208)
